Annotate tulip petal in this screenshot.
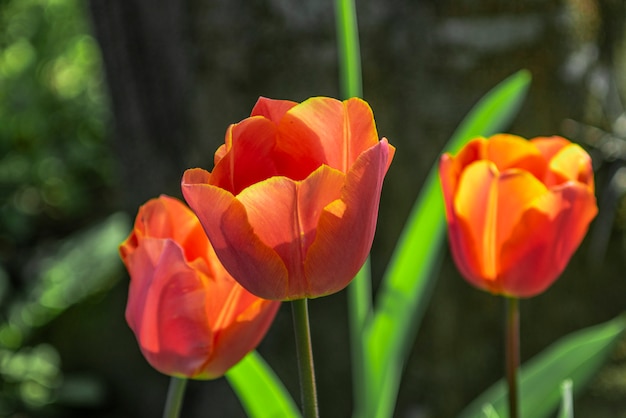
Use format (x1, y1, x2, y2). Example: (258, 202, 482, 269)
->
(487, 134, 546, 177)
(151, 196, 211, 264)
(495, 170, 550, 250)
(545, 143, 595, 190)
(182, 169, 289, 300)
(498, 183, 598, 297)
(275, 97, 380, 179)
(219, 198, 291, 299)
(236, 167, 345, 299)
(530, 136, 571, 161)
(250, 96, 298, 123)
(210, 117, 280, 195)
(236, 177, 307, 296)
(125, 239, 212, 377)
(181, 169, 243, 253)
(453, 160, 499, 284)
(304, 139, 393, 297)
(199, 293, 280, 378)
(439, 153, 486, 288)
(452, 161, 550, 293)
(119, 196, 210, 267)
(439, 139, 486, 224)
(452, 138, 488, 172)
(439, 139, 486, 218)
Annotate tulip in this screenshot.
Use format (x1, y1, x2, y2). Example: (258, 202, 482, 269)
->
(439, 134, 597, 298)
(182, 96, 395, 300)
(119, 195, 280, 379)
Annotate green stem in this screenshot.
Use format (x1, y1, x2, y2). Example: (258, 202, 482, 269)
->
(348, 261, 372, 417)
(506, 297, 520, 418)
(334, 0, 369, 414)
(163, 376, 188, 418)
(292, 298, 319, 418)
(334, 0, 362, 99)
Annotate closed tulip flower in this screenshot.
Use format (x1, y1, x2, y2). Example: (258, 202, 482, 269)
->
(439, 134, 597, 298)
(119, 195, 280, 379)
(182, 96, 395, 300)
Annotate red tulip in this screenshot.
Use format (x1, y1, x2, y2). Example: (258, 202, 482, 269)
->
(439, 134, 598, 298)
(182, 97, 395, 300)
(119, 195, 280, 379)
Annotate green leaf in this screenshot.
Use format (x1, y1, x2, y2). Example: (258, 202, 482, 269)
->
(226, 351, 301, 418)
(448, 69, 531, 153)
(359, 69, 532, 418)
(458, 315, 626, 418)
(557, 379, 574, 418)
(481, 404, 501, 418)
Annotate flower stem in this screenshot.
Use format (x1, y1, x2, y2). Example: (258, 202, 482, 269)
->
(163, 376, 187, 418)
(334, 0, 363, 99)
(291, 298, 319, 418)
(506, 297, 520, 418)
(347, 262, 371, 417)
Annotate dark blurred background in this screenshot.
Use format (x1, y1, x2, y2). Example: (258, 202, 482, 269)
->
(1, 0, 626, 417)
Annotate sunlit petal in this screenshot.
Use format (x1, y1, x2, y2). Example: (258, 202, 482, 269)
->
(454, 160, 499, 280)
(487, 134, 545, 177)
(275, 97, 380, 179)
(495, 170, 548, 251)
(220, 198, 290, 300)
(210, 117, 280, 194)
(530, 136, 571, 161)
(498, 183, 597, 297)
(199, 296, 280, 379)
(304, 139, 393, 297)
(440, 134, 597, 298)
(545, 143, 595, 191)
(182, 170, 289, 300)
(120, 195, 280, 378)
(184, 96, 393, 300)
(125, 239, 212, 378)
(250, 96, 298, 123)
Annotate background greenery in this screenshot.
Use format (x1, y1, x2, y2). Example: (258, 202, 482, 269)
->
(1, 0, 626, 417)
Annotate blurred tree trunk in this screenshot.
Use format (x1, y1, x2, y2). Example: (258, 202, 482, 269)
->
(87, 0, 192, 211)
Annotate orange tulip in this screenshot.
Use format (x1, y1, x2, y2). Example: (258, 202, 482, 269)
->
(182, 96, 395, 300)
(439, 134, 597, 298)
(119, 195, 280, 379)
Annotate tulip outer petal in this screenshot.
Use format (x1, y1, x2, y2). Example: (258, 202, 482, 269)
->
(125, 239, 214, 378)
(498, 182, 597, 297)
(303, 139, 393, 298)
(182, 170, 289, 300)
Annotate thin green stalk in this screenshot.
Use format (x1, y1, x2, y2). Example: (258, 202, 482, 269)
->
(348, 261, 372, 417)
(292, 298, 319, 418)
(334, 0, 362, 99)
(163, 376, 187, 418)
(334, 0, 369, 415)
(506, 297, 520, 418)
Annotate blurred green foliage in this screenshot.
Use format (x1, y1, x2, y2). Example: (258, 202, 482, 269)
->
(0, 0, 126, 415)
(0, 0, 112, 249)
(0, 212, 130, 415)
(0, 343, 62, 413)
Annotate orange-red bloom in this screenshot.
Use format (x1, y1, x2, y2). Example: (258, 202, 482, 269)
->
(182, 97, 395, 300)
(119, 195, 280, 379)
(439, 134, 598, 298)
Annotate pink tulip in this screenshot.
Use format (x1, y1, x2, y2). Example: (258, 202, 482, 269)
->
(120, 195, 280, 378)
